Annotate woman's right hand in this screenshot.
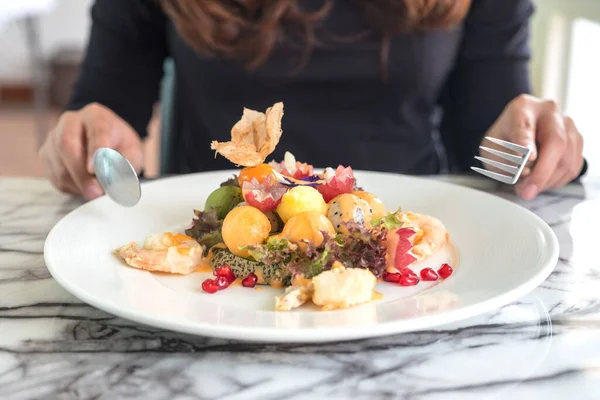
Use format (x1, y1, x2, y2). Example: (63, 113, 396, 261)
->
(39, 103, 144, 200)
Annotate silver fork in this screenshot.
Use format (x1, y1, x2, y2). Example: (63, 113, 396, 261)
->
(471, 137, 532, 184)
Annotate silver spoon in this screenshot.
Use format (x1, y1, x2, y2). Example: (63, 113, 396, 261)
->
(92, 147, 141, 207)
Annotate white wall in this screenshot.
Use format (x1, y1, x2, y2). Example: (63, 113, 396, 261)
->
(0, 0, 93, 82)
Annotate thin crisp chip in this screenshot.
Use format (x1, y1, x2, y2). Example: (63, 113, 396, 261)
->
(260, 102, 283, 158)
(209, 142, 264, 167)
(231, 108, 265, 146)
(211, 102, 284, 167)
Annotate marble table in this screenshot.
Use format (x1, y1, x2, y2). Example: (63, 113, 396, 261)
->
(1, 175, 599, 400)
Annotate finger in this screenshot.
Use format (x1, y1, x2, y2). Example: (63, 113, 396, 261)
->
(40, 132, 79, 195)
(55, 114, 104, 200)
(82, 106, 143, 175)
(45, 145, 80, 195)
(546, 145, 575, 190)
(516, 113, 567, 200)
(520, 166, 531, 178)
(504, 96, 539, 162)
(547, 117, 584, 189)
(82, 106, 120, 174)
(549, 170, 572, 190)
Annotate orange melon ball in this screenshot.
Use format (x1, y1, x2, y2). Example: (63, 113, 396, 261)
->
(222, 205, 271, 258)
(352, 191, 386, 220)
(281, 211, 335, 247)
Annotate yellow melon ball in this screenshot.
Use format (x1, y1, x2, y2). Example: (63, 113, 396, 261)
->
(222, 206, 271, 258)
(281, 211, 335, 247)
(276, 186, 327, 223)
(352, 191, 386, 220)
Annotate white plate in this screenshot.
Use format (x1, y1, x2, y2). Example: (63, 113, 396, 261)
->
(44, 171, 559, 343)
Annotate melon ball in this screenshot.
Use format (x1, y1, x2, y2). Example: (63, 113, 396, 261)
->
(352, 191, 386, 220)
(281, 211, 335, 247)
(276, 186, 327, 223)
(222, 206, 271, 258)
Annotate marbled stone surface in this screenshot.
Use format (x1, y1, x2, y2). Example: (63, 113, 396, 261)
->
(1, 176, 599, 400)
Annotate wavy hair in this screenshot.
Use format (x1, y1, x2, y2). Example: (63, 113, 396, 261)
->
(160, 0, 472, 78)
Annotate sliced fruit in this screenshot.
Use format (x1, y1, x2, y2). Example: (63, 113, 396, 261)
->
(327, 193, 373, 233)
(352, 191, 386, 220)
(386, 227, 417, 270)
(317, 165, 355, 203)
(241, 176, 287, 212)
(238, 164, 275, 186)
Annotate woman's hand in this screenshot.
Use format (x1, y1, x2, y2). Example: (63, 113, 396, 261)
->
(39, 103, 143, 200)
(482, 94, 584, 200)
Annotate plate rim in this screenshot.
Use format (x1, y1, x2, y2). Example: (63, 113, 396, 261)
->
(44, 171, 560, 343)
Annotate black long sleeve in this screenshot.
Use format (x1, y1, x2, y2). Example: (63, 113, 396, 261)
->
(66, 0, 544, 175)
(438, 0, 534, 172)
(66, 0, 168, 138)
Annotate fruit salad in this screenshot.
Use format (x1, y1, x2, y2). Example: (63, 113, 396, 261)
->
(115, 102, 455, 311)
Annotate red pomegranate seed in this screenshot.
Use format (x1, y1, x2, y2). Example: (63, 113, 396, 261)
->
(214, 265, 236, 283)
(383, 272, 401, 283)
(399, 270, 419, 286)
(215, 276, 230, 290)
(420, 268, 439, 281)
(438, 263, 454, 279)
(242, 273, 258, 288)
(202, 279, 219, 294)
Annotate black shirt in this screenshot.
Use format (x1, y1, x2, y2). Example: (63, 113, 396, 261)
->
(67, 0, 534, 175)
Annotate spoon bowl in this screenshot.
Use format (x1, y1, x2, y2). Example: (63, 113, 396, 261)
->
(92, 148, 141, 207)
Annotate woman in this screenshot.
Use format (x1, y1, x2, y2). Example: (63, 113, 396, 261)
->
(39, 0, 586, 201)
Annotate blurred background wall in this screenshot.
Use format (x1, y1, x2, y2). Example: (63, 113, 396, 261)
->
(0, 0, 598, 177)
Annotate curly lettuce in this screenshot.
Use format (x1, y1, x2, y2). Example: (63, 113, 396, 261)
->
(247, 236, 328, 279)
(220, 174, 240, 188)
(185, 209, 224, 254)
(325, 221, 388, 278)
(248, 220, 389, 279)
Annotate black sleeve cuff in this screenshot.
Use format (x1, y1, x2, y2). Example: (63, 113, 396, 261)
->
(575, 158, 588, 181)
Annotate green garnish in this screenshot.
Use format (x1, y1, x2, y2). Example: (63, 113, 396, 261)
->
(371, 208, 404, 230)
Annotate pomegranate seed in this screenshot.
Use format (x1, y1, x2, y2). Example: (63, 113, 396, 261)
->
(420, 268, 438, 281)
(215, 276, 230, 290)
(202, 279, 219, 294)
(242, 273, 258, 288)
(438, 264, 453, 279)
(399, 270, 419, 286)
(214, 265, 236, 283)
(383, 272, 401, 283)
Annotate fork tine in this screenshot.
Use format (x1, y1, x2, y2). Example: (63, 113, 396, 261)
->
(479, 146, 524, 164)
(470, 167, 516, 184)
(484, 137, 530, 154)
(474, 156, 519, 175)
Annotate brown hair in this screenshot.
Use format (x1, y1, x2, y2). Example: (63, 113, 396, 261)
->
(160, 0, 472, 78)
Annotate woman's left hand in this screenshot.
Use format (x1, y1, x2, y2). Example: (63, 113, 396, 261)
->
(481, 94, 584, 200)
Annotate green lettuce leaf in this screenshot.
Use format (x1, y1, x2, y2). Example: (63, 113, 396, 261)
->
(247, 236, 328, 279)
(371, 208, 404, 231)
(185, 208, 223, 255)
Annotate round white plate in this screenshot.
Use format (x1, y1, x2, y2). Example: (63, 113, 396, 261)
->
(44, 171, 559, 343)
